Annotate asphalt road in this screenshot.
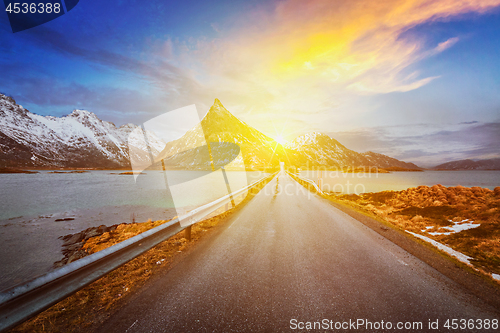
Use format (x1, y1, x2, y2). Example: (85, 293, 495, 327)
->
(97, 172, 499, 332)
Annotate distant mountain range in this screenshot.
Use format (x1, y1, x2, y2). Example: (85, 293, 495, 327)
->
(1, 93, 421, 170)
(432, 158, 500, 170)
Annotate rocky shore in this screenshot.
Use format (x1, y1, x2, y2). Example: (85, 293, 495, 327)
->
(53, 219, 175, 268)
(54, 224, 121, 268)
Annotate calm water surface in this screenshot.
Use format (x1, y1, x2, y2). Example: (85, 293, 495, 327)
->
(0, 170, 265, 221)
(299, 170, 500, 194)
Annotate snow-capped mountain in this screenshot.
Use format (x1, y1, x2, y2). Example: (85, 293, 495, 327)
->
(284, 132, 420, 169)
(285, 132, 365, 167)
(157, 99, 281, 170)
(0, 93, 165, 169)
(0, 94, 420, 170)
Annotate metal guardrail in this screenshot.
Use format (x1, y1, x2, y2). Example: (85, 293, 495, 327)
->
(287, 171, 324, 194)
(0, 172, 276, 332)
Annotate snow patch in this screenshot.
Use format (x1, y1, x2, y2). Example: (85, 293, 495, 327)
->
(424, 219, 480, 236)
(405, 231, 473, 265)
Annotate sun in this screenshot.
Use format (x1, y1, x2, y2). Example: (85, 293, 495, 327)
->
(275, 135, 287, 145)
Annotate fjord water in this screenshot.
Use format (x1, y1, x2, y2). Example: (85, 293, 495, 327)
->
(0, 170, 265, 221)
(300, 170, 500, 194)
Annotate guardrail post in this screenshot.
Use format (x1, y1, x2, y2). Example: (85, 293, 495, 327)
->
(185, 225, 192, 242)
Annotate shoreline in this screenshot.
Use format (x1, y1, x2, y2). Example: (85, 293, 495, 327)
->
(3, 166, 500, 174)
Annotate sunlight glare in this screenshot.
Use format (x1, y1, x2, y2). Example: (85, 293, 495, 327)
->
(275, 135, 287, 145)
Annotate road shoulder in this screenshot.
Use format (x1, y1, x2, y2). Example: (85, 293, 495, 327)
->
(322, 196, 500, 313)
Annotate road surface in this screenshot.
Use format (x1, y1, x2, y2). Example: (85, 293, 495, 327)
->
(97, 172, 498, 332)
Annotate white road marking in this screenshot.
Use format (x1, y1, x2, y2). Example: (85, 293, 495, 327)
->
(125, 319, 138, 332)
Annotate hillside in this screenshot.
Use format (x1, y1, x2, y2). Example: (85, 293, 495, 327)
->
(433, 158, 500, 170)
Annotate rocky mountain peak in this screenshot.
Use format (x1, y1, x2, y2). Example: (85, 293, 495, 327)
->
(119, 123, 138, 132)
(204, 98, 234, 120)
(287, 132, 344, 149)
(200, 99, 250, 135)
(213, 98, 223, 108)
(433, 158, 500, 170)
(305, 132, 326, 142)
(0, 93, 15, 105)
(0, 95, 165, 169)
(0, 93, 29, 116)
(68, 109, 98, 119)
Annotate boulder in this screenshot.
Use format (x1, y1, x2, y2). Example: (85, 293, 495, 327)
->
(97, 225, 108, 233)
(83, 227, 100, 240)
(63, 233, 83, 246)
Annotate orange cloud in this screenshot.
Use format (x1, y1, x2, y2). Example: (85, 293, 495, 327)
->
(156, 0, 500, 135)
(253, 0, 499, 89)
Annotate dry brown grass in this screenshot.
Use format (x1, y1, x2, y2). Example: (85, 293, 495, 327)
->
(330, 185, 500, 276)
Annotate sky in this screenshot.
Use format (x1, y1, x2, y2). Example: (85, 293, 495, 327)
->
(1, 0, 499, 167)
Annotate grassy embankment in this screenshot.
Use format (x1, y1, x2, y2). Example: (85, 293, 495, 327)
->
(9, 176, 273, 333)
(289, 172, 500, 279)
